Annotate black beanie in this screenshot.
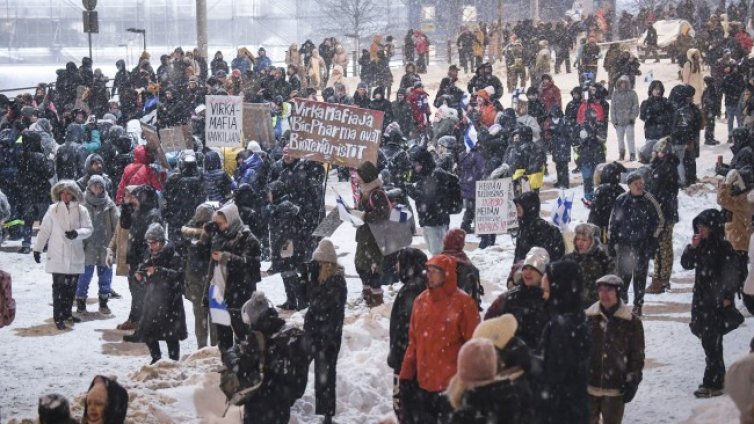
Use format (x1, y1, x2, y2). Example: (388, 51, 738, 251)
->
(357, 161, 379, 183)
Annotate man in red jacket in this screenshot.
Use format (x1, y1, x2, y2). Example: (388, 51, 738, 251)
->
(399, 254, 480, 423)
(115, 145, 164, 204)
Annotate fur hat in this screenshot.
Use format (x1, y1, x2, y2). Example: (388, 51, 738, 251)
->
(241, 291, 273, 326)
(596, 274, 624, 288)
(144, 223, 166, 242)
(312, 238, 338, 264)
(522, 247, 549, 275)
(473, 314, 518, 349)
(447, 338, 498, 409)
(443, 228, 466, 252)
(356, 161, 379, 183)
(574, 223, 600, 241)
(653, 137, 673, 155)
(726, 169, 748, 192)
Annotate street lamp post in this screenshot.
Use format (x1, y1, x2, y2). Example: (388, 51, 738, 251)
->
(82, 0, 97, 61)
(127, 28, 147, 53)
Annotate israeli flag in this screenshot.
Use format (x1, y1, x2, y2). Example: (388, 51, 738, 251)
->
(336, 194, 364, 227)
(464, 124, 478, 152)
(208, 284, 231, 326)
(390, 204, 413, 223)
(551, 191, 574, 230)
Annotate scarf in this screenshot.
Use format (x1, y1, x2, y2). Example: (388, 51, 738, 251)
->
(85, 190, 109, 207)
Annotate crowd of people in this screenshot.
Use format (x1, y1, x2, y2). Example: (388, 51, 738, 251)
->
(4, 2, 754, 422)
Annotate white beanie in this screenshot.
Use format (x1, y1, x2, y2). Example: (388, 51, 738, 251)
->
(311, 238, 338, 264)
(247, 140, 262, 153)
(522, 247, 550, 275)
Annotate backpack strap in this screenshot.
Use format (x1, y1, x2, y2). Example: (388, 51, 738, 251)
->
(368, 188, 393, 211)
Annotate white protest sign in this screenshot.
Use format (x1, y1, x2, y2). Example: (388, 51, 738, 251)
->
(475, 178, 517, 234)
(205, 95, 243, 148)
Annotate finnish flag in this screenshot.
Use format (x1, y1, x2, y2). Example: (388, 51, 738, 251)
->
(551, 191, 574, 230)
(464, 124, 478, 152)
(208, 284, 231, 326)
(390, 204, 413, 223)
(336, 194, 364, 227)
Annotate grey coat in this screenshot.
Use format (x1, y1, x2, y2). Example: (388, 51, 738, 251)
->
(610, 76, 640, 127)
(82, 194, 119, 266)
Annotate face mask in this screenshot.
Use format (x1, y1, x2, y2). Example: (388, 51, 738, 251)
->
(552, 118, 560, 124)
(375, 94, 382, 100)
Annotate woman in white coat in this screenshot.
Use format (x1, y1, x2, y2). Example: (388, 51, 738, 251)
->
(33, 180, 93, 330)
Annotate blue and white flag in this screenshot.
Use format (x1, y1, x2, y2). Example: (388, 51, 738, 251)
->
(643, 70, 654, 84)
(208, 284, 231, 326)
(390, 204, 413, 223)
(464, 124, 478, 152)
(336, 194, 364, 227)
(551, 191, 574, 230)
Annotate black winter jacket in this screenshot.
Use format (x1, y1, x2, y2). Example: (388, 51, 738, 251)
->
(640, 82, 673, 140)
(648, 155, 680, 223)
(513, 192, 565, 262)
(388, 248, 427, 372)
(485, 284, 548, 349)
(136, 242, 187, 342)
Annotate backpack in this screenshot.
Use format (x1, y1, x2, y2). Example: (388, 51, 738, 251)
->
(457, 262, 483, 310)
(0, 270, 15, 328)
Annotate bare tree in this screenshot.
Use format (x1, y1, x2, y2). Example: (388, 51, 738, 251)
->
(322, 0, 381, 40)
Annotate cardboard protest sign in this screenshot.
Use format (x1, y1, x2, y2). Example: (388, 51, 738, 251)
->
(74, 85, 91, 115)
(313, 208, 343, 238)
(158, 125, 192, 153)
(243, 103, 276, 149)
(288, 99, 383, 169)
(140, 122, 170, 170)
(205, 95, 243, 148)
(475, 178, 517, 234)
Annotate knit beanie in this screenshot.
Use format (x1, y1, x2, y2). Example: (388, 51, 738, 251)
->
(473, 314, 518, 349)
(456, 338, 498, 386)
(626, 171, 643, 186)
(144, 223, 166, 242)
(242, 291, 273, 327)
(38, 393, 74, 424)
(522, 247, 550, 275)
(312, 238, 338, 264)
(356, 161, 379, 183)
(443, 228, 466, 252)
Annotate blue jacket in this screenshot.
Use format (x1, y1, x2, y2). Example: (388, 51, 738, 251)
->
(234, 153, 264, 192)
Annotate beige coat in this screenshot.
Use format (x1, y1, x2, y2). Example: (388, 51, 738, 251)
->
(726, 352, 754, 422)
(308, 50, 327, 90)
(681, 49, 705, 105)
(285, 44, 307, 84)
(717, 184, 754, 252)
(108, 222, 130, 277)
(333, 44, 349, 69)
(327, 65, 349, 92)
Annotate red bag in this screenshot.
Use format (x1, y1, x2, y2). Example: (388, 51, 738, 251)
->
(0, 270, 15, 328)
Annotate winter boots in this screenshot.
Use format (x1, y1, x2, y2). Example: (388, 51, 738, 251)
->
(629, 153, 636, 162)
(99, 296, 111, 315)
(278, 275, 300, 311)
(694, 386, 724, 398)
(76, 298, 87, 314)
(646, 278, 670, 294)
(362, 287, 384, 307)
(632, 305, 642, 317)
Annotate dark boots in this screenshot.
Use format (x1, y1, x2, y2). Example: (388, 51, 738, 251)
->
(362, 287, 384, 307)
(99, 295, 111, 315)
(76, 298, 87, 314)
(278, 275, 300, 311)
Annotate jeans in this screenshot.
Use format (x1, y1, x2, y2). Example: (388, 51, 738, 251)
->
(581, 165, 595, 200)
(673, 144, 687, 187)
(588, 395, 625, 424)
(615, 244, 651, 307)
(52, 274, 78, 323)
(615, 124, 636, 155)
(726, 105, 742, 137)
(423, 225, 448, 256)
(76, 265, 113, 299)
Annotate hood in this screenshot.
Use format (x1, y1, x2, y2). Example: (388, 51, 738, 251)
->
(372, 86, 385, 98)
(204, 150, 222, 171)
(116, 59, 126, 71)
(113, 136, 133, 154)
(83, 376, 129, 424)
(396, 247, 428, 284)
(31, 118, 53, 135)
(668, 84, 691, 107)
(85, 153, 104, 173)
(616, 75, 631, 91)
(87, 174, 107, 191)
(426, 254, 459, 299)
(131, 185, 160, 212)
(65, 62, 77, 73)
(513, 191, 540, 222)
(570, 86, 582, 97)
(241, 152, 263, 173)
(409, 146, 436, 176)
(65, 124, 84, 144)
(193, 203, 215, 224)
(21, 131, 43, 154)
(545, 260, 584, 315)
(50, 180, 84, 203)
(648, 80, 665, 96)
(404, 63, 416, 73)
(601, 161, 626, 185)
(234, 183, 256, 208)
(687, 48, 700, 61)
(133, 144, 150, 164)
(692, 208, 725, 237)
(216, 203, 244, 237)
(731, 128, 750, 153)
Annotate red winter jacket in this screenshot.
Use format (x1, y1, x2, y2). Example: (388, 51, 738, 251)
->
(399, 254, 480, 392)
(577, 101, 605, 124)
(115, 145, 164, 204)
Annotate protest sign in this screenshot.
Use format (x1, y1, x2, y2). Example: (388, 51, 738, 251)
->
(475, 178, 517, 234)
(140, 122, 170, 170)
(288, 99, 383, 168)
(205, 95, 243, 148)
(158, 125, 192, 153)
(243, 103, 276, 149)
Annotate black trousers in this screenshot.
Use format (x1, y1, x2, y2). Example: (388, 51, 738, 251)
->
(146, 339, 180, 361)
(701, 332, 725, 389)
(311, 339, 342, 416)
(413, 387, 453, 424)
(705, 111, 717, 142)
(127, 270, 147, 324)
(217, 309, 247, 351)
(555, 161, 570, 188)
(555, 49, 571, 73)
(52, 273, 78, 323)
(357, 267, 382, 290)
(461, 199, 475, 232)
(616, 244, 650, 307)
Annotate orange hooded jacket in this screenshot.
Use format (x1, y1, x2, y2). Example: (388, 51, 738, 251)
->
(399, 254, 481, 392)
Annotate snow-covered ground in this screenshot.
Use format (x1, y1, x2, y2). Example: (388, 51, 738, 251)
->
(1, 55, 751, 424)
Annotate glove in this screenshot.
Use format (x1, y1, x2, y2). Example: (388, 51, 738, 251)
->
(622, 373, 642, 403)
(120, 203, 133, 215)
(105, 248, 114, 267)
(65, 230, 78, 240)
(33, 251, 41, 264)
(203, 222, 218, 234)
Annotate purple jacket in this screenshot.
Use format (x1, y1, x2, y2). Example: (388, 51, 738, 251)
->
(458, 149, 486, 199)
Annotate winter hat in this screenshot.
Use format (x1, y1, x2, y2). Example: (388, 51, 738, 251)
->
(574, 223, 599, 241)
(242, 291, 274, 326)
(626, 171, 643, 186)
(144, 223, 166, 242)
(38, 393, 75, 424)
(312, 238, 338, 264)
(447, 338, 498, 408)
(356, 161, 379, 183)
(596, 274, 624, 289)
(443, 228, 467, 252)
(247, 140, 262, 153)
(437, 135, 456, 149)
(102, 113, 117, 125)
(473, 313, 518, 349)
(483, 85, 496, 97)
(87, 175, 107, 191)
(522, 247, 550, 275)
(653, 137, 673, 155)
(726, 169, 748, 192)
(357, 81, 368, 90)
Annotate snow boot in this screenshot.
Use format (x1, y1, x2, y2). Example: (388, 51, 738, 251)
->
(18, 246, 31, 254)
(361, 287, 371, 304)
(76, 298, 87, 314)
(368, 288, 384, 308)
(694, 386, 724, 398)
(55, 321, 67, 330)
(116, 320, 136, 331)
(109, 289, 122, 299)
(646, 278, 669, 294)
(123, 333, 140, 343)
(99, 296, 111, 315)
(618, 151, 625, 161)
(278, 275, 299, 311)
(632, 305, 642, 317)
(629, 153, 636, 162)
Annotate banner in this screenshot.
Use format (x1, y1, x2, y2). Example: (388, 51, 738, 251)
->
(205, 95, 243, 148)
(475, 178, 517, 235)
(158, 125, 192, 153)
(243, 103, 276, 149)
(288, 99, 383, 169)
